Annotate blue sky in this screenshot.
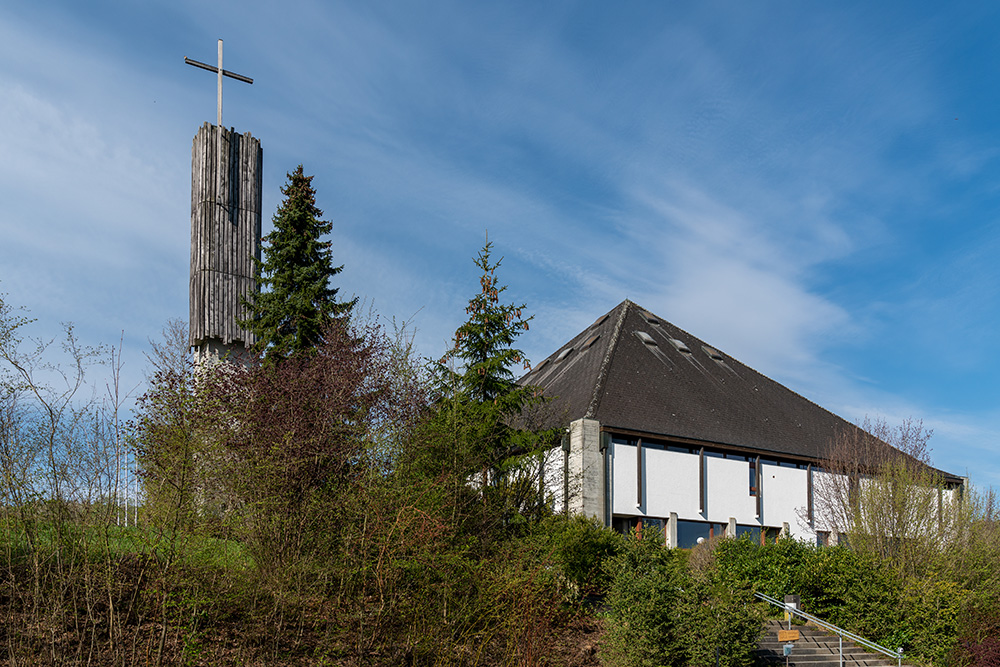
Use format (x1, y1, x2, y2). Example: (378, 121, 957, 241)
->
(2, 1, 1000, 486)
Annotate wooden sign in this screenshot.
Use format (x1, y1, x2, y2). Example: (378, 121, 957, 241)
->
(778, 630, 800, 642)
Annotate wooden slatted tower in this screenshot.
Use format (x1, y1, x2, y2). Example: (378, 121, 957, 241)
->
(186, 40, 261, 362)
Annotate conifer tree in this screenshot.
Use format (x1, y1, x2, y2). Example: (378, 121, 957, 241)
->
(243, 165, 355, 361)
(442, 239, 533, 412)
(422, 239, 544, 484)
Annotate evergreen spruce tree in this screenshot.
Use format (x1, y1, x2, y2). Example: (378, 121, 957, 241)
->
(243, 165, 355, 361)
(440, 240, 533, 409)
(428, 240, 542, 473)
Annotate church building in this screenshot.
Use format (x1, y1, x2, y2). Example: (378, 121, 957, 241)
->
(521, 300, 963, 548)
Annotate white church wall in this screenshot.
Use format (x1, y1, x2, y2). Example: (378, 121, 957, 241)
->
(811, 468, 841, 533)
(762, 464, 810, 539)
(541, 445, 565, 514)
(643, 447, 701, 518)
(705, 456, 757, 524)
(610, 442, 637, 516)
(607, 439, 819, 542)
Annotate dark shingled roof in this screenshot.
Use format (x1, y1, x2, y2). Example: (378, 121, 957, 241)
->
(520, 300, 961, 480)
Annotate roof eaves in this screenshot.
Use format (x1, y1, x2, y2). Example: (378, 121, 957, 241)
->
(585, 300, 631, 419)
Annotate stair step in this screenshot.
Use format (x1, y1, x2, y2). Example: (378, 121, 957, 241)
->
(755, 619, 903, 667)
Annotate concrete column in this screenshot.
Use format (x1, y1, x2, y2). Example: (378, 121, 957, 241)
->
(567, 418, 604, 520)
(667, 512, 678, 548)
(727, 516, 737, 538)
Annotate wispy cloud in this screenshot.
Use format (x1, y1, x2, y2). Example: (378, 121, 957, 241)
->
(1, 0, 999, 488)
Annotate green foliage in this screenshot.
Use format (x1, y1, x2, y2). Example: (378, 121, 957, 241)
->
(681, 554, 764, 667)
(442, 239, 532, 405)
(432, 239, 538, 464)
(894, 575, 965, 664)
(411, 239, 556, 535)
(712, 535, 809, 597)
(534, 514, 623, 598)
(603, 531, 763, 667)
(242, 165, 355, 361)
(603, 528, 689, 667)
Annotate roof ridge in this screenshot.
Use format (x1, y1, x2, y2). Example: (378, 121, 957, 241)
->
(585, 300, 631, 418)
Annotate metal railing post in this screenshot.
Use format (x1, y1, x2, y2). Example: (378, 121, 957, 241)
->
(839, 636, 843, 667)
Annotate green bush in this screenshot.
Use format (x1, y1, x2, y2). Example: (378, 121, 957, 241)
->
(603, 527, 688, 667)
(603, 531, 762, 667)
(682, 543, 764, 667)
(536, 514, 623, 598)
(713, 535, 809, 597)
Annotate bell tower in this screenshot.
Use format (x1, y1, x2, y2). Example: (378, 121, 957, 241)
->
(185, 40, 261, 362)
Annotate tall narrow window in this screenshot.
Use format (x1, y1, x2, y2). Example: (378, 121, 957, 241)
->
(699, 447, 706, 514)
(749, 459, 757, 496)
(636, 438, 644, 508)
(807, 464, 814, 525)
(755, 455, 763, 519)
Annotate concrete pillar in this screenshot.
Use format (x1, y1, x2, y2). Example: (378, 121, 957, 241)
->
(667, 512, 678, 548)
(727, 516, 737, 538)
(567, 418, 604, 520)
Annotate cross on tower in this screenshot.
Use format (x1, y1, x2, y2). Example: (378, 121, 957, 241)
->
(185, 39, 253, 128)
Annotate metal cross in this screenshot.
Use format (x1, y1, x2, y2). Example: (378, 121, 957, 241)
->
(185, 39, 253, 128)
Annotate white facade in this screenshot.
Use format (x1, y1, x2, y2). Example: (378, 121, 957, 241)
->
(543, 417, 837, 548)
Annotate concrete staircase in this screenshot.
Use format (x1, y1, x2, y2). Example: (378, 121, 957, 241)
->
(755, 620, 904, 667)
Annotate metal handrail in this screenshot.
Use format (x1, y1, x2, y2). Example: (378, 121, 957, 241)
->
(755, 592, 903, 667)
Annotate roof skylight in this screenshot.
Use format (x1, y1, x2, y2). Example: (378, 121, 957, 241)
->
(556, 347, 574, 362)
(636, 331, 657, 345)
(668, 338, 692, 354)
(702, 345, 724, 361)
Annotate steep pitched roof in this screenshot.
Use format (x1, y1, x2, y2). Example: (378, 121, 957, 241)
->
(520, 300, 958, 480)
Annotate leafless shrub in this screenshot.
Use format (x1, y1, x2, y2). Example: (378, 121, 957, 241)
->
(814, 417, 967, 575)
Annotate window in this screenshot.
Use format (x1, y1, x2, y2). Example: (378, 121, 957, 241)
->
(736, 525, 780, 544)
(749, 460, 757, 496)
(668, 338, 692, 353)
(816, 531, 831, 547)
(702, 345, 724, 361)
(612, 516, 664, 540)
(676, 520, 726, 548)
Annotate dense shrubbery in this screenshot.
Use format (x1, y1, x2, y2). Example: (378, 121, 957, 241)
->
(602, 530, 763, 667)
(709, 535, 1000, 667)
